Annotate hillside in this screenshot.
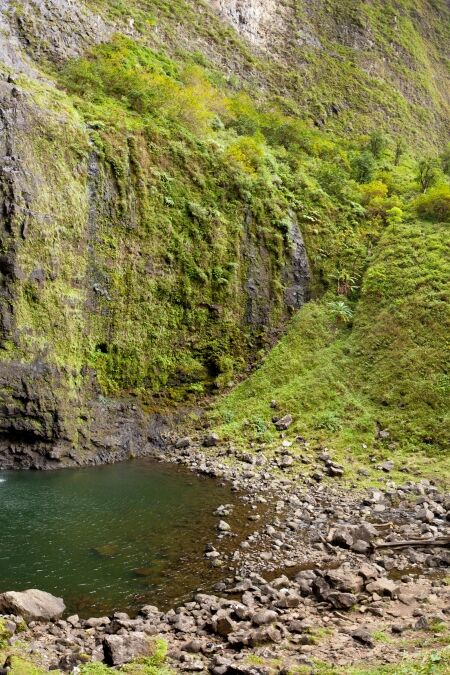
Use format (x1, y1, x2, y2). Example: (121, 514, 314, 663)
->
(0, 0, 449, 468)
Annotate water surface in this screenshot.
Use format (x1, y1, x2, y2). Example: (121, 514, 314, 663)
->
(0, 459, 241, 617)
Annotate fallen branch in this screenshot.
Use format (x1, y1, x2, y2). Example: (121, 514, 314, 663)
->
(375, 536, 450, 550)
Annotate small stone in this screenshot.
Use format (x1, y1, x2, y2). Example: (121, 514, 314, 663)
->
(351, 629, 374, 648)
(329, 526, 354, 549)
(85, 616, 110, 628)
(217, 520, 231, 532)
(67, 614, 80, 627)
(203, 433, 219, 447)
(415, 616, 428, 630)
(211, 612, 236, 637)
(327, 592, 357, 610)
(274, 415, 293, 431)
(176, 437, 191, 449)
(352, 539, 371, 554)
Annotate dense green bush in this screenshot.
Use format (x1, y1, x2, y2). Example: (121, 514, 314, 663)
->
(414, 185, 450, 221)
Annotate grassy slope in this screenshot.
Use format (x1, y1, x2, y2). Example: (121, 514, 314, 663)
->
(214, 217, 450, 480)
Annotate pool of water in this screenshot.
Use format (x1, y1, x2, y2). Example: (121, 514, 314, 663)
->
(0, 459, 242, 617)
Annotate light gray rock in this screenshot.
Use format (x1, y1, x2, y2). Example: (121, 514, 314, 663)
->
(0, 589, 65, 621)
(366, 578, 398, 597)
(103, 632, 152, 666)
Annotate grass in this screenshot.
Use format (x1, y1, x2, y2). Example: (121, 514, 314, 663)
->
(213, 218, 450, 477)
(311, 647, 450, 674)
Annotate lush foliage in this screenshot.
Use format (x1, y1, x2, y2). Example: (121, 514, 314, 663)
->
(214, 218, 450, 470)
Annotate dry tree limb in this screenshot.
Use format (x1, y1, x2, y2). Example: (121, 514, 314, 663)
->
(375, 536, 450, 550)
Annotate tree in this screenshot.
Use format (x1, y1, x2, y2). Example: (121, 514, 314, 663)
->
(417, 158, 439, 192)
(394, 137, 406, 166)
(441, 143, 450, 176)
(352, 151, 376, 183)
(368, 130, 387, 159)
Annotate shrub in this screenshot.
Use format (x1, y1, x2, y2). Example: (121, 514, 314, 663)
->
(417, 158, 440, 192)
(414, 185, 450, 221)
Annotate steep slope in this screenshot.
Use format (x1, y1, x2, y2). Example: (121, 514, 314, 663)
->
(0, 0, 448, 467)
(215, 218, 450, 476)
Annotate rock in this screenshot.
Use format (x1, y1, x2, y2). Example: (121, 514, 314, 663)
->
(327, 465, 344, 477)
(103, 633, 152, 666)
(415, 616, 428, 630)
(253, 625, 282, 644)
(328, 526, 354, 548)
(327, 592, 357, 610)
(251, 609, 278, 626)
(278, 455, 294, 468)
(203, 433, 219, 447)
(85, 616, 110, 628)
(380, 460, 394, 472)
(0, 589, 65, 621)
(351, 629, 375, 648)
(274, 415, 293, 431)
(66, 614, 80, 627)
(211, 612, 236, 637)
(353, 522, 378, 543)
(366, 578, 398, 597)
(417, 508, 434, 523)
(325, 569, 363, 594)
(275, 590, 301, 609)
(176, 437, 191, 449)
(352, 539, 371, 554)
(217, 520, 231, 532)
(358, 563, 381, 581)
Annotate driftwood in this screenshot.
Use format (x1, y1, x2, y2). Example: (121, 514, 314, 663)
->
(375, 536, 450, 550)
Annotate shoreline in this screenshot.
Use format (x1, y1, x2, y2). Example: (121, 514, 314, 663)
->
(1, 437, 449, 673)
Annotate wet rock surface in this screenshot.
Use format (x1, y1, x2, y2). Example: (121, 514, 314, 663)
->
(2, 440, 449, 672)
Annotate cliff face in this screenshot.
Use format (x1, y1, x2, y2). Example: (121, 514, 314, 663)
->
(0, 0, 448, 467)
(0, 1, 312, 467)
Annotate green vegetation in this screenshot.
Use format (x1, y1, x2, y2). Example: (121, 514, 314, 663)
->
(79, 640, 173, 675)
(312, 647, 450, 674)
(214, 217, 450, 471)
(1, 0, 449, 460)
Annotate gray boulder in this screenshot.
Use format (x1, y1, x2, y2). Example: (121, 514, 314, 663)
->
(0, 589, 65, 621)
(103, 633, 152, 666)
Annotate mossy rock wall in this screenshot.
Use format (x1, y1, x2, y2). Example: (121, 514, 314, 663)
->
(0, 75, 309, 466)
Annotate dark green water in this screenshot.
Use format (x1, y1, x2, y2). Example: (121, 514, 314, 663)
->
(0, 459, 240, 617)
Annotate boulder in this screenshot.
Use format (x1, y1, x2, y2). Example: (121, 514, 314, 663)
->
(327, 592, 357, 610)
(251, 609, 278, 626)
(0, 589, 65, 621)
(103, 633, 152, 666)
(325, 568, 364, 594)
(366, 578, 398, 597)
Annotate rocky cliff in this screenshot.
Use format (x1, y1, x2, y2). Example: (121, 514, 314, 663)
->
(0, 0, 448, 467)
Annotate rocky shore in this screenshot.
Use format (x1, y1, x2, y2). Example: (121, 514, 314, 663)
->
(1, 439, 449, 674)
